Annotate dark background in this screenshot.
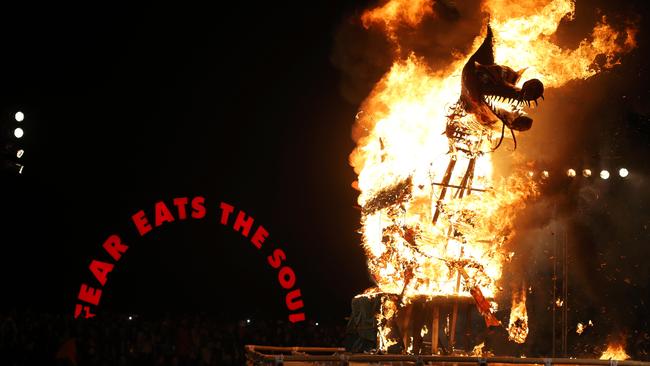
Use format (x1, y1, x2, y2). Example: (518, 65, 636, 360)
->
(1, 0, 650, 356)
(0, 1, 374, 322)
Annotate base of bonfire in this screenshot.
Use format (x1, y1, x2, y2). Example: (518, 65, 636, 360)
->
(345, 292, 499, 355)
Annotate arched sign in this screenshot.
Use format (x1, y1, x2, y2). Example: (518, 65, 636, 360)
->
(73, 196, 306, 323)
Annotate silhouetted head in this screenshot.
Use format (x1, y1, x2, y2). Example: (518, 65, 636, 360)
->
(461, 25, 544, 131)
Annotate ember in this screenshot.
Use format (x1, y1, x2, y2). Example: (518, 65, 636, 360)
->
(576, 320, 593, 335)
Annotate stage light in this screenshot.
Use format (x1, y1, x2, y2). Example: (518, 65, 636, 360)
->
(541, 170, 549, 179)
(619, 168, 629, 178)
(567, 169, 576, 177)
(582, 169, 592, 178)
(600, 170, 610, 180)
(16, 149, 24, 158)
(315, 322, 319, 326)
(128, 316, 133, 320)
(14, 127, 24, 138)
(246, 319, 251, 324)
(14, 111, 24, 122)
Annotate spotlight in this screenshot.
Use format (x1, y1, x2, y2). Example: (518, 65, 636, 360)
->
(582, 169, 592, 178)
(541, 170, 549, 179)
(567, 169, 576, 177)
(14, 111, 24, 122)
(600, 170, 610, 180)
(246, 319, 251, 324)
(16, 149, 24, 158)
(315, 322, 319, 326)
(14, 127, 24, 139)
(619, 168, 629, 178)
(128, 316, 133, 321)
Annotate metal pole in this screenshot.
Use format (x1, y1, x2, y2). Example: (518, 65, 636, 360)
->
(432, 305, 440, 354)
(552, 204, 557, 358)
(562, 226, 569, 357)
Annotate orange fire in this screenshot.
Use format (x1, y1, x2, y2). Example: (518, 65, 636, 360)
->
(361, 0, 433, 45)
(352, 0, 636, 351)
(507, 288, 528, 344)
(600, 342, 630, 361)
(486, 0, 637, 87)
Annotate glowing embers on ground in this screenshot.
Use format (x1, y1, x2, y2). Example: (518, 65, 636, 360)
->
(600, 342, 631, 361)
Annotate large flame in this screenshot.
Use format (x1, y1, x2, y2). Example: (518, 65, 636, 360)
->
(352, 0, 636, 350)
(600, 342, 630, 361)
(486, 0, 637, 87)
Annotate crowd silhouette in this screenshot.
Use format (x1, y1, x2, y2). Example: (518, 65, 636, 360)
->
(0, 310, 344, 366)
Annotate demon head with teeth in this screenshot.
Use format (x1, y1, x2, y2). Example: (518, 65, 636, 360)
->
(460, 25, 544, 132)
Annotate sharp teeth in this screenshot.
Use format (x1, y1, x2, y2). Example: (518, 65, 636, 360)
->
(541, 95, 545, 100)
(534, 100, 538, 107)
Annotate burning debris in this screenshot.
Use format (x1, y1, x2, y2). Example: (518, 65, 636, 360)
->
(600, 342, 631, 361)
(345, 0, 638, 355)
(576, 320, 594, 335)
(507, 288, 529, 344)
(361, 176, 413, 216)
(470, 342, 486, 357)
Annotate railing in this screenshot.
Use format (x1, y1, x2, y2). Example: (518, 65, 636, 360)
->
(245, 346, 650, 366)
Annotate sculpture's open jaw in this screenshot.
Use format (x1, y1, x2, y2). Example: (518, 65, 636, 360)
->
(482, 78, 544, 131)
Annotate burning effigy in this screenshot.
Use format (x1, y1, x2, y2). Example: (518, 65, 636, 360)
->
(345, 0, 637, 355)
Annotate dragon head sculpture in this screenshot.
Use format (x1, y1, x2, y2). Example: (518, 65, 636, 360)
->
(460, 25, 544, 132)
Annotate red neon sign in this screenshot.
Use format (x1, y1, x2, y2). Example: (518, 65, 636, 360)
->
(74, 196, 306, 323)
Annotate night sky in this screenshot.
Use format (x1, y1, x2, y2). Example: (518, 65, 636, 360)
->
(2, 0, 650, 355)
(0, 1, 374, 322)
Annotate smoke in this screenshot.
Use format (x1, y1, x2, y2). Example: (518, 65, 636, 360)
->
(501, 47, 650, 355)
(331, 0, 484, 105)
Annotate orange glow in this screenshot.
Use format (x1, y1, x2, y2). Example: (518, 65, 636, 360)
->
(361, 0, 433, 44)
(600, 342, 630, 360)
(471, 342, 486, 356)
(486, 0, 637, 88)
(507, 288, 529, 343)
